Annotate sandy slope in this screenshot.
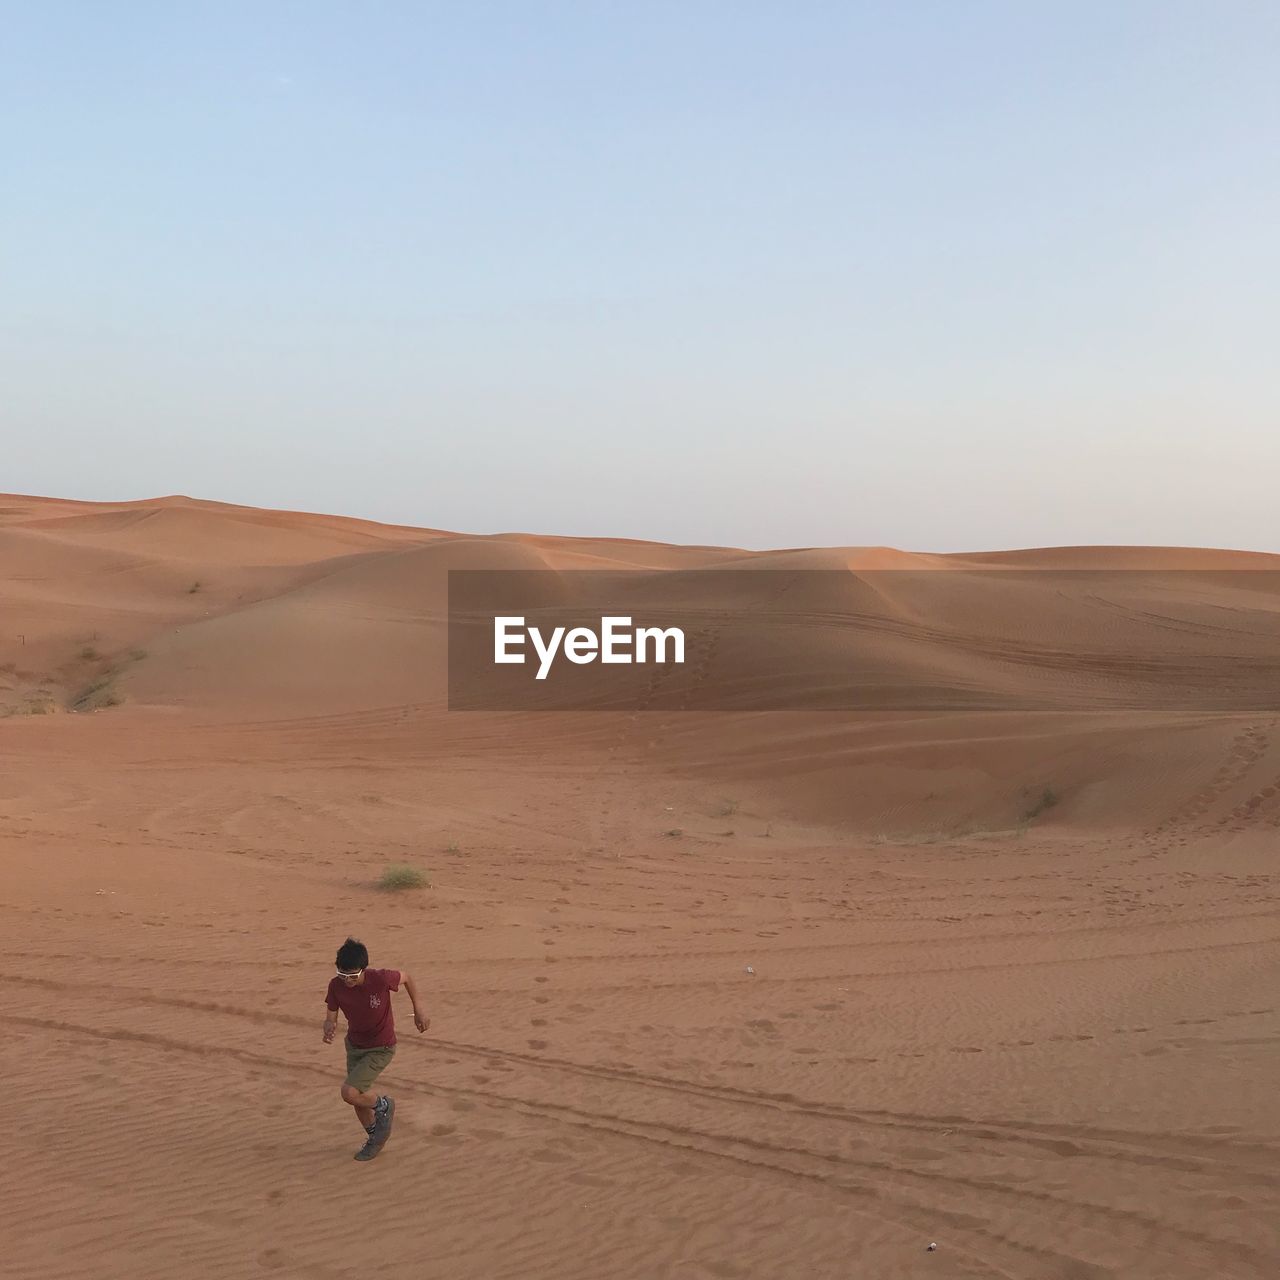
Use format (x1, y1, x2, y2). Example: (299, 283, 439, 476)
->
(1, 494, 1277, 1279)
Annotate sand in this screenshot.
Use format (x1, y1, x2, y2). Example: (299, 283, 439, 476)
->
(1, 493, 1276, 1279)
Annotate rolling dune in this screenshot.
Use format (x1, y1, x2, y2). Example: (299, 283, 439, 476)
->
(1, 494, 1276, 1279)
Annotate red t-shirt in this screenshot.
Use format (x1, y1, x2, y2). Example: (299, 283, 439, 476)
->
(326, 968, 400, 1048)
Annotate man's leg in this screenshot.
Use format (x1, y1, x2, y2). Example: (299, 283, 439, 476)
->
(341, 1083, 379, 1128)
(343, 1044, 393, 1127)
(342, 1046, 396, 1159)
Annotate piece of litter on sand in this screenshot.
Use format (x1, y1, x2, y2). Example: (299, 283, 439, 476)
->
(745, 965, 755, 975)
(927, 1242, 938, 1252)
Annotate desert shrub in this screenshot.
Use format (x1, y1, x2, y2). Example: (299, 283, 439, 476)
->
(1023, 787, 1060, 821)
(378, 865, 429, 891)
(72, 676, 122, 711)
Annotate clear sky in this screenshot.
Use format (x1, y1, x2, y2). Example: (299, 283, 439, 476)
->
(4, 2, 1277, 550)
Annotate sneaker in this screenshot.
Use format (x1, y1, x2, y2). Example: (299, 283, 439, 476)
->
(372, 1096, 396, 1144)
(354, 1135, 382, 1162)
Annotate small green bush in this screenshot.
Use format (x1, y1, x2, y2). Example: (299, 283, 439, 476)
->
(378, 865, 430, 891)
(1023, 787, 1060, 821)
(72, 676, 123, 711)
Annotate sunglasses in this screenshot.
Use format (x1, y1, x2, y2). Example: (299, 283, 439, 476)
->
(336, 968, 364, 979)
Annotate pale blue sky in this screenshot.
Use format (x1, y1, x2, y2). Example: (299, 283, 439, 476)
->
(4, 3, 1277, 550)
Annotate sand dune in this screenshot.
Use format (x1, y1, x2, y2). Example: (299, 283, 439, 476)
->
(1, 494, 1277, 1279)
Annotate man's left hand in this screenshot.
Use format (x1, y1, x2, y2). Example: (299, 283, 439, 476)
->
(414, 1012, 431, 1034)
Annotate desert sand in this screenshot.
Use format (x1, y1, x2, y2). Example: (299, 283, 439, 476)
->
(1, 493, 1277, 1279)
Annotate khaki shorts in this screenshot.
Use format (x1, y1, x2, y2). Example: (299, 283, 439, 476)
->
(345, 1039, 396, 1092)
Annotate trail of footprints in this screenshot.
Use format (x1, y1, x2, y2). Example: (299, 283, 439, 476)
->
(675, 623, 722, 711)
(1148, 722, 1277, 839)
(587, 622, 724, 857)
(1218, 763, 1280, 830)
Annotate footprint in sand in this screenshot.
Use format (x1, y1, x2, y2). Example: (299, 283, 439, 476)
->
(532, 1145, 574, 1163)
(702, 1261, 750, 1278)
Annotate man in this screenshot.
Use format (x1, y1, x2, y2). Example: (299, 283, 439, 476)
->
(323, 936, 430, 1161)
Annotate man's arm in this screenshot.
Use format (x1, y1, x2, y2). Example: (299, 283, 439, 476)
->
(399, 971, 430, 1034)
(323, 1003, 339, 1044)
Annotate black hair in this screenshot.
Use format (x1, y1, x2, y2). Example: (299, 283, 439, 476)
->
(335, 937, 369, 971)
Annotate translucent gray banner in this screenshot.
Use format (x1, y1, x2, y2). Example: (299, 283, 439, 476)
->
(446, 569, 1280, 711)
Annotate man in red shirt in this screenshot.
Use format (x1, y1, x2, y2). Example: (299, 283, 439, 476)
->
(323, 936, 430, 1161)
